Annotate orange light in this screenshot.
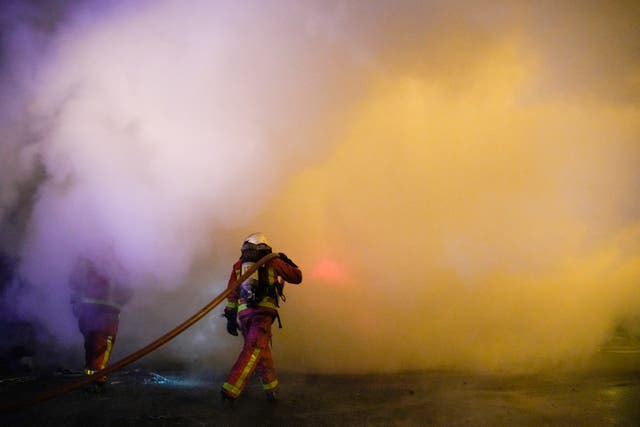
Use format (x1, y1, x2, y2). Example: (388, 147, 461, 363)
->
(310, 258, 348, 285)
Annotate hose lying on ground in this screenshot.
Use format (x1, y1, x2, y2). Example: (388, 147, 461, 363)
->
(0, 252, 279, 412)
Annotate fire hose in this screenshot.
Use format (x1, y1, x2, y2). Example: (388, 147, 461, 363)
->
(0, 252, 279, 412)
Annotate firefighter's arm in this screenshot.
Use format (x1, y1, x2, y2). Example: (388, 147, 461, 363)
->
(224, 261, 241, 309)
(272, 255, 302, 285)
(68, 262, 85, 316)
(70, 294, 81, 317)
(222, 262, 240, 336)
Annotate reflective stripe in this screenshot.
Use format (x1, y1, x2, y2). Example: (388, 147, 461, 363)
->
(99, 336, 113, 370)
(262, 378, 279, 391)
(232, 266, 278, 309)
(84, 368, 96, 375)
(224, 348, 261, 398)
(223, 382, 241, 397)
(81, 297, 122, 310)
(238, 299, 277, 312)
(238, 348, 261, 387)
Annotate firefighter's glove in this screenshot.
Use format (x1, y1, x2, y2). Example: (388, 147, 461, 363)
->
(278, 252, 298, 268)
(223, 310, 239, 336)
(226, 318, 239, 336)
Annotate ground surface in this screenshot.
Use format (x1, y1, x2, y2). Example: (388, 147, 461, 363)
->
(1, 350, 639, 426)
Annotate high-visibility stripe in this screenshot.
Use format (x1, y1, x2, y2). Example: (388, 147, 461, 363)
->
(238, 299, 277, 312)
(262, 378, 279, 390)
(81, 298, 123, 310)
(238, 348, 261, 386)
(223, 382, 241, 396)
(232, 266, 279, 307)
(99, 336, 113, 370)
(223, 347, 261, 397)
(84, 368, 95, 375)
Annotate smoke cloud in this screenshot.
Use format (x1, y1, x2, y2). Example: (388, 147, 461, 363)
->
(1, 0, 639, 373)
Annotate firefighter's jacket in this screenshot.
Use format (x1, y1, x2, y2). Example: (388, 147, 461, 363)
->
(224, 256, 302, 319)
(70, 258, 133, 315)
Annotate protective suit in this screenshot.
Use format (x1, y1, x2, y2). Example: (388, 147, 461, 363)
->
(70, 257, 133, 389)
(221, 233, 302, 402)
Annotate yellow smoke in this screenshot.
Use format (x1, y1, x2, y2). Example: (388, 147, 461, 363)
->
(251, 40, 640, 373)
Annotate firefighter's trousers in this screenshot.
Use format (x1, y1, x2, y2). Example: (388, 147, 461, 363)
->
(222, 311, 278, 398)
(76, 303, 120, 381)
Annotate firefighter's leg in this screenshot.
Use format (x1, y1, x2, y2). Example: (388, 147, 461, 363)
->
(83, 331, 95, 372)
(255, 317, 278, 398)
(79, 306, 119, 379)
(84, 331, 115, 383)
(222, 314, 271, 399)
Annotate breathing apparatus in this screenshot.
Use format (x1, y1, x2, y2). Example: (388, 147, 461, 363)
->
(239, 232, 273, 305)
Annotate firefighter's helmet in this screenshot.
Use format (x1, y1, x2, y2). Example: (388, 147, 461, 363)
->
(241, 232, 272, 262)
(243, 232, 269, 247)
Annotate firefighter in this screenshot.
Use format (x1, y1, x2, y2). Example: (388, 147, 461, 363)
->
(221, 232, 302, 403)
(69, 255, 133, 393)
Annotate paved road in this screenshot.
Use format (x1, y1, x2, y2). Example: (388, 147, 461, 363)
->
(1, 350, 639, 426)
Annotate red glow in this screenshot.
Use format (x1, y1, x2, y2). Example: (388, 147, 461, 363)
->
(310, 258, 349, 285)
